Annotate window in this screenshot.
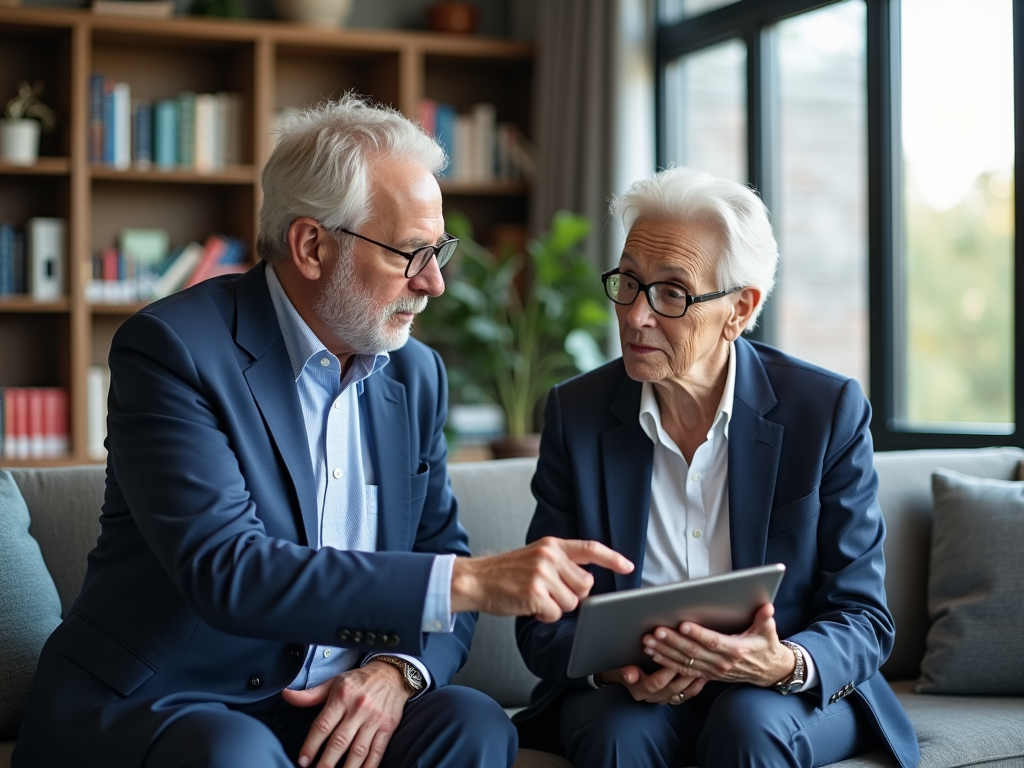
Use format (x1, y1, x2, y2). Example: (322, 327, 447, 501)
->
(657, 0, 1020, 449)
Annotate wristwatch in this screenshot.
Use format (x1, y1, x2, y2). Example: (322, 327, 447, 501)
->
(774, 641, 806, 695)
(373, 655, 426, 694)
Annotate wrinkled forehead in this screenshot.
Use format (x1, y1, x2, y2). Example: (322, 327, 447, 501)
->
(621, 216, 725, 282)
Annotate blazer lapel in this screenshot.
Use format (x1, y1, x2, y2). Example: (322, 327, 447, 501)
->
(601, 373, 653, 591)
(363, 373, 411, 552)
(236, 264, 319, 547)
(728, 338, 784, 570)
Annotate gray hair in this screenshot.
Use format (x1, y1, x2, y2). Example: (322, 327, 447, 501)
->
(256, 93, 447, 265)
(609, 166, 778, 329)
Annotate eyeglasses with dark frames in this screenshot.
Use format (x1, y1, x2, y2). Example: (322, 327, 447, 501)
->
(336, 227, 459, 278)
(601, 268, 742, 319)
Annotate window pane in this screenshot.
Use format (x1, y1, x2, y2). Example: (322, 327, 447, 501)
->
(663, 39, 747, 183)
(771, 1, 868, 388)
(900, 0, 1014, 431)
(660, 0, 740, 24)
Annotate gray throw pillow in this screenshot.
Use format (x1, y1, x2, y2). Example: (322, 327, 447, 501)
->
(0, 469, 62, 739)
(917, 468, 1024, 694)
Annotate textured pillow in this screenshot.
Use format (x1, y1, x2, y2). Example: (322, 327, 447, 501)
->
(917, 468, 1024, 694)
(0, 469, 62, 739)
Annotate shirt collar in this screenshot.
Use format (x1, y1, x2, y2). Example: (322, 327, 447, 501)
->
(639, 341, 736, 446)
(264, 263, 389, 390)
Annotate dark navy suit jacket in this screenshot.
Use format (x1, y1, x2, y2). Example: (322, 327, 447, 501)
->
(15, 264, 475, 767)
(513, 337, 919, 768)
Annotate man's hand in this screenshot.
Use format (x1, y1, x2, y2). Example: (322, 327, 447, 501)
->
(641, 603, 795, 687)
(280, 662, 412, 768)
(594, 664, 709, 705)
(450, 537, 634, 622)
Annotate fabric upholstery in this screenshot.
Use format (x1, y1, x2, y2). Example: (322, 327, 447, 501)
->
(871, 447, 1024, 681)
(916, 469, 1024, 694)
(449, 458, 541, 708)
(0, 470, 63, 739)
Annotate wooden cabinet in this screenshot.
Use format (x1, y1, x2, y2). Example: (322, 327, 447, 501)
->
(0, 6, 533, 465)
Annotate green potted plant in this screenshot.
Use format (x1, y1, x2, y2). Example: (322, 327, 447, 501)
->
(419, 210, 609, 457)
(1, 81, 56, 166)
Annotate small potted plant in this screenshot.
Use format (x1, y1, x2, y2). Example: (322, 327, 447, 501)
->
(417, 210, 609, 457)
(1, 81, 56, 166)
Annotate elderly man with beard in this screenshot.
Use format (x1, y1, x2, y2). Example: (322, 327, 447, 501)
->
(13, 95, 632, 768)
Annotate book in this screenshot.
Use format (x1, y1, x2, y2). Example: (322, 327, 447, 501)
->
(134, 99, 153, 168)
(434, 103, 457, 178)
(27, 387, 44, 458)
(26, 217, 65, 300)
(151, 240, 203, 299)
(112, 81, 131, 170)
(154, 99, 178, 169)
(2, 388, 17, 459)
(194, 93, 217, 174)
(0, 223, 13, 296)
(177, 92, 196, 169)
(472, 102, 496, 181)
(45, 387, 69, 456)
(418, 98, 437, 137)
(103, 79, 115, 165)
(91, 0, 175, 18)
(184, 234, 247, 288)
(89, 73, 106, 164)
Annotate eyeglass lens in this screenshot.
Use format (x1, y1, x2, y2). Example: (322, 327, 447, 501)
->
(605, 273, 691, 316)
(409, 237, 459, 277)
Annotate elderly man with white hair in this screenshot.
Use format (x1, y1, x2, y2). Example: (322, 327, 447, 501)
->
(513, 167, 920, 768)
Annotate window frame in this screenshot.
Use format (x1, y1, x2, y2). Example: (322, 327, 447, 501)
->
(656, 0, 1024, 449)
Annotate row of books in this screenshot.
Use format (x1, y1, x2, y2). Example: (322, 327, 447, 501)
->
(89, 74, 243, 172)
(418, 100, 537, 183)
(0, 387, 70, 460)
(0, 219, 66, 300)
(85, 231, 248, 304)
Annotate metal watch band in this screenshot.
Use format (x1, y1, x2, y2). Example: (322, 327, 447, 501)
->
(373, 654, 425, 693)
(774, 641, 806, 695)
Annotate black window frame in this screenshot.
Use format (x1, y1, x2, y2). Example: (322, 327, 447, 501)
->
(656, 0, 1024, 450)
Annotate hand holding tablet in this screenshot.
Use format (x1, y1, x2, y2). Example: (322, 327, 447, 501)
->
(566, 563, 786, 679)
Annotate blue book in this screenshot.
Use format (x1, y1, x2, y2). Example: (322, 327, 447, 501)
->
(102, 80, 115, 165)
(134, 100, 152, 167)
(11, 230, 25, 294)
(0, 224, 12, 296)
(434, 103, 457, 178)
(177, 91, 196, 169)
(89, 74, 106, 164)
(154, 99, 178, 169)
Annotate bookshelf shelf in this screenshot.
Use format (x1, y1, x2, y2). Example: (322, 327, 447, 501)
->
(0, 5, 534, 465)
(88, 165, 258, 184)
(0, 157, 72, 176)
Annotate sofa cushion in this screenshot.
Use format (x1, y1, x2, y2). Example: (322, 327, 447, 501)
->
(0, 470, 63, 739)
(916, 469, 1024, 694)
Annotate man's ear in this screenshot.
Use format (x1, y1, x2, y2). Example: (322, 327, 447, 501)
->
(723, 286, 761, 341)
(287, 216, 331, 282)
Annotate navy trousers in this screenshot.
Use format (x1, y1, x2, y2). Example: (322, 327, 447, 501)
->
(141, 685, 517, 768)
(559, 682, 879, 768)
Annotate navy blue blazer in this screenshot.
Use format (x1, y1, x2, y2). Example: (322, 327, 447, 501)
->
(15, 264, 475, 768)
(514, 337, 919, 768)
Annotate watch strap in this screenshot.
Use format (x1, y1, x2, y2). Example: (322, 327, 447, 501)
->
(774, 641, 806, 695)
(373, 654, 426, 693)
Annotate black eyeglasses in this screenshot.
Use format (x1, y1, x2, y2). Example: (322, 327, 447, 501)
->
(602, 269, 742, 318)
(336, 227, 459, 278)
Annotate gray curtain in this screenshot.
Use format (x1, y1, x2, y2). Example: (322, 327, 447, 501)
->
(530, 0, 655, 270)
(530, 0, 618, 268)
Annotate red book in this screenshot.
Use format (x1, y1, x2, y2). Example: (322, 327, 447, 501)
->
(183, 234, 230, 289)
(1, 388, 15, 459)
(42, 388, 69, 457)
(13, 388, 30, 459)
(28, 388, 45, 458)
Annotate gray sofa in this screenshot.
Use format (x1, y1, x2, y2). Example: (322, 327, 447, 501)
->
(3, 448, 1024, 768)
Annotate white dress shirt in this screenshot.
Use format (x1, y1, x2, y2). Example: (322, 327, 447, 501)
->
(592, 342, 818, 690)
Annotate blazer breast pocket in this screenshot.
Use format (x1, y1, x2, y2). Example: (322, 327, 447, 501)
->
(410, 461, 430, 502)
(767, 488, 820, 538)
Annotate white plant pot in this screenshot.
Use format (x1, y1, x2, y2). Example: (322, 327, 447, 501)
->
(0, 118, 42, 166)
(274, 0, 353, 26)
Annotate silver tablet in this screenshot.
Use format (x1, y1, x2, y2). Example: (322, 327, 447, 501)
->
(566, 563, 786, 679)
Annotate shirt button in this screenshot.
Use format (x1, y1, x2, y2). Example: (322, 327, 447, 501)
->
(323, 649, 332, 658)
(333, 401, 340, 409)
(693, 529, 702, 538)
(692, 473, 700, 482)
(333, 468, 343, 480)
(320, 358, 330, 367)
(428, 620, 444, 631)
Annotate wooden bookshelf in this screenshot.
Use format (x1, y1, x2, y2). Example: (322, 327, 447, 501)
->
(0, 6, 533, 465)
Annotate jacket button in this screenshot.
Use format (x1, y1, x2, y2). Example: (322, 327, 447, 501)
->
(351, 631, 363, 643)
(248, 676, 261, 690)
(365, 632, 378, 645)
(338, 629, 352, 643)
(386, 634, 400, 648)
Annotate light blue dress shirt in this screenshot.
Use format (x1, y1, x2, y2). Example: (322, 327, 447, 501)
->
(264, 265, 454, 694)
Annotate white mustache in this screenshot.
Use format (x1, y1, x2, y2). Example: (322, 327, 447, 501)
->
(390, 296, 428, 315)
